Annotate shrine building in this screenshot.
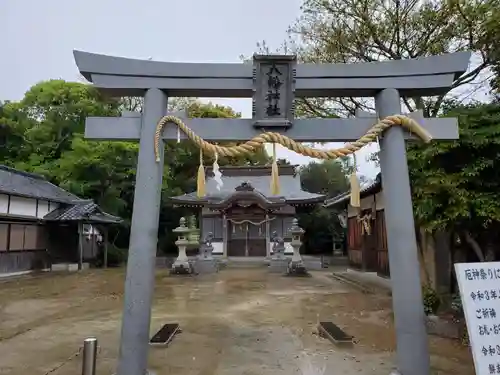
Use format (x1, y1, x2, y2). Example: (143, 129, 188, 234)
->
(169, 165, 325, 257)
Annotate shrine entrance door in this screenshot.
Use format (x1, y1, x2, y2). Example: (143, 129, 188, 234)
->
(226, 206, 267, 257)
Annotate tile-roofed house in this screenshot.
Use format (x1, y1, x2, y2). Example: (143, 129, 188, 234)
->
(0, 165, 80, 204)
(323, 173, 381, 208)
(43, 200, 122, 223)
(170, 165, 325, 257)
(324, 172, 454, 295)
(0, 165, 121, 274)
(322, 173, 390, 276)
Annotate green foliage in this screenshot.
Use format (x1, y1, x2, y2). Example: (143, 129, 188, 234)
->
(422, 285, 441, 315)
(1, 80, 271, 254)
(407, 100, 500, 262)
(256, 0, 497, 117)
(299, 160, 349, 198)
(55, 136, 140, 216)
(450, 293, 464, 319)
(450, 293, 469, 345)
(0, 80, 119, 169)
(298, 206, 338, 254)
(298, 160, 349, 253)
(94, 245, 128, 268)
(163, 101, 270, 196)
(408, 101, 500, 233)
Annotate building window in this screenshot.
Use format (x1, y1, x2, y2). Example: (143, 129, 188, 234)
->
(0, 224, 8, 251)
(36, 227, 46, 249)
(24, 225, 38, 249)
(6, 224, 45, 251)
(9, 224, 25, 251)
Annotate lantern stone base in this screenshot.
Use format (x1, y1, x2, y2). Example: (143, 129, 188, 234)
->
(333, 249, 344, 257)
(170, 260, 193, 275)
(287, 260, 310, 277)
(193, 258, 218, 274)
(269, 258, 289, 273)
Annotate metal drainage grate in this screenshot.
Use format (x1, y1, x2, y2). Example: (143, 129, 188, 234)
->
(318, 321, 353, 345)
(149, 323, 181, 346)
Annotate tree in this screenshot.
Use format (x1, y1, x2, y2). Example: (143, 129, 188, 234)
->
(297, 160, 350, 254)
(164, 101, 271, 195)
(485, 5, 500, 94)
(299, 160, 349, 198)
(408, 100, 500, 262)
(1, 80, 272, 253)
(255, 0, 498, 117)
(0, 80, 120, 173)
(55, 137, 140, 217)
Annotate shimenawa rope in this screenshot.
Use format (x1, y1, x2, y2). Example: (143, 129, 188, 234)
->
(154, 115, 432, 161)
(154, 115, 432, 201)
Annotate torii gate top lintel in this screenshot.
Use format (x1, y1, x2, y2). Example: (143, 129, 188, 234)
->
(73, 50, 471, 98)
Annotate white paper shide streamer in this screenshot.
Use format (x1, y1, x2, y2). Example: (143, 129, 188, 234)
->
(213, 151, 223, 191)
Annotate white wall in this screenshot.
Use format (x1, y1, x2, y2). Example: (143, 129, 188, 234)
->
(269, 242, 294, 255)
(211, 242, 294, 256)
(48, 201, 59, 213)
(9, 196, 37, 217)
(37, 200, 50, 218)
(0, 193, 59, 219)
(212, 242, 223, 254)
(0, 194, 8, 214)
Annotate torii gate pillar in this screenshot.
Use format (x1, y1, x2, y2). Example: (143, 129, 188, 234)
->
(376, 88, 430, 375)
(117, 88, 167, 375)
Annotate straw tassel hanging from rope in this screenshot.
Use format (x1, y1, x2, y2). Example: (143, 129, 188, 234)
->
(154, 114, 432, 202)
(350, 152, 361, 208)
(213, 151, 223, 191)
(270, 143, 280, 195)
(197, 149, 206, 197)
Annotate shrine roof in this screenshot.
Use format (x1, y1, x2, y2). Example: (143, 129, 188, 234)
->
(170, 165, 325, 206)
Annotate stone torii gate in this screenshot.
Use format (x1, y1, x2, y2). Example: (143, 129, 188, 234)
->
(74, 50, 470, 375)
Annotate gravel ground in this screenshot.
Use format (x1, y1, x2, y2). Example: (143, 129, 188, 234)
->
(0, 267, 474, 375)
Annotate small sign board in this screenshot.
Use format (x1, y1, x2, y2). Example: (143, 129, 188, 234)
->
(455, 262, 500, 375)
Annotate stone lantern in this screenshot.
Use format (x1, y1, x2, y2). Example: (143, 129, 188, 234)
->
(187, 215, 200, 245)
(287, 218, 308, 276)
(172, 217, 193, 274)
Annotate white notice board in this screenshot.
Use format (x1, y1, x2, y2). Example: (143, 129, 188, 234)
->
(455, 262, 500, 375)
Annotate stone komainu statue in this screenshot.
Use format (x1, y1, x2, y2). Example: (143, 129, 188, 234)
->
(204, 232, 214, 247)
(271, 231, 285, 256)
(200, 232, 214, 259)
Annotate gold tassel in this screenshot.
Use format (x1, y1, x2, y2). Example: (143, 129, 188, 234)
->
(270, 143, 280, 195)
(196, 149, 206, 197)
(350, 152, 361, 208)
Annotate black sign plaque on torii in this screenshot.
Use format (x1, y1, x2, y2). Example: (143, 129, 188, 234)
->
(252, 54, 296, 129)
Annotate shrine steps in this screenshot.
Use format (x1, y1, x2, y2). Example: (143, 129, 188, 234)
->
(222, 257, 269, 268)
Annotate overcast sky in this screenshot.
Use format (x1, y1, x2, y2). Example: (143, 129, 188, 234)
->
(1, 0, 379, 178)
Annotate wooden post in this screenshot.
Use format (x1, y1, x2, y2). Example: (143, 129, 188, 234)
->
(222, 212, 228, 257)
(104, 226, 109, 269)
(265, 213, 270, 258)
(78, 222, 84, 271)
(90, 224, 95, 258)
